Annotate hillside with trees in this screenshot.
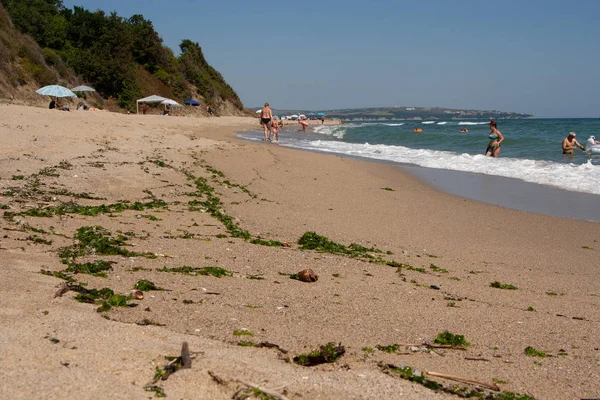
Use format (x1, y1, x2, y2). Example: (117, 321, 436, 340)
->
(0, 0, 245, 114)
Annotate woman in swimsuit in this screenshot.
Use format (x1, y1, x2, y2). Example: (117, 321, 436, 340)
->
(485, 120, 504, 157)
(260, 103, 273, 141)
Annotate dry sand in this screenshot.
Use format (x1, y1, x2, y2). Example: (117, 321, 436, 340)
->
(0, 104, 599, 399)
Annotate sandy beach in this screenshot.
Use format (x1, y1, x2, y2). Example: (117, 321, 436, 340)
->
(1, 104, 599, 399)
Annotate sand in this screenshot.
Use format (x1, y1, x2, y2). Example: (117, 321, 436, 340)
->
(0, 104, 599, 400)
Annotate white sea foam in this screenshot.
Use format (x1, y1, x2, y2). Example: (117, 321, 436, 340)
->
(422, 121, 436, 124)
(437, 122, 448, 125)
(458, 121, 488, 125)
(383, 123, 405, 126)
(281, 140, 600, 195)
(312, 125, 348, 139)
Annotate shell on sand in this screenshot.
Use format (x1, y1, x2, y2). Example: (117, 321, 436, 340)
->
(298, 269, 319, 282)
(130, 290, 144, 300)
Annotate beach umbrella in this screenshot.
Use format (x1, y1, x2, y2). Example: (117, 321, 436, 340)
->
(36, 85, 77, 98)
(299, 114, 306, 119)
(290, 114, 298, 119)
(161, 99, 180, 106)
(273, 115, 279, 119)
(317, 112, 325, 116)
(308, 112, 315, 116)
(184, 99, 200, 106)
(71, 85, 96, 92)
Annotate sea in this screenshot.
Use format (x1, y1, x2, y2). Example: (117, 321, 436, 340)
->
(241, 119, 600, 193)
(238, 118, 600, 220)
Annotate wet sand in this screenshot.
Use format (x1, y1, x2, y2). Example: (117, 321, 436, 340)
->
(1, 104, 599, 399)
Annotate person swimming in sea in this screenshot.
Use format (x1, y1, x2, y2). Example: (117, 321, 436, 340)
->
(485, 120, 504, 157)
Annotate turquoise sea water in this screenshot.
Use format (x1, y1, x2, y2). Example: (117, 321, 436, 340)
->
(239, 118, 600, 196)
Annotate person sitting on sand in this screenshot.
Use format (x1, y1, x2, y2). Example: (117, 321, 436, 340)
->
(260, 103, 273, 141)
(562, 132, 584, 154)
(49, 99, 56, 109)
(485, 120, 504, 157)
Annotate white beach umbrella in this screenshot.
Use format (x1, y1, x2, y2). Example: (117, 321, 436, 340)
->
(255, 109, 262, 113)
(161, 99, 180, 106)
(36, 85, 77, 98)
(71, 85, 96, 92)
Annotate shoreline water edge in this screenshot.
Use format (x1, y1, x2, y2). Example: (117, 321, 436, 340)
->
(238, 119, 600, 222)
(1, 105, 599, 400)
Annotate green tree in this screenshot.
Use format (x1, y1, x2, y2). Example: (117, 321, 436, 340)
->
(1, 0, 68, 48)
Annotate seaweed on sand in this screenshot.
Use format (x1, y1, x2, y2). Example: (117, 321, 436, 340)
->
(293, 343, 345, 366)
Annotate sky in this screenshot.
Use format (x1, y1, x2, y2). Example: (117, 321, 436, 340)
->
(62, 0, 600, 117)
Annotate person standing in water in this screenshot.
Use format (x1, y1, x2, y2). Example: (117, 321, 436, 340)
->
(260, 103, 273, 141)
(562, 131, 585, 154)
(271, 117, 279, 142)
(485, 120, 504, 157)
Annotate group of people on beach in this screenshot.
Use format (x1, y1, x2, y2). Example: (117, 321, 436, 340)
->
(484, 119, 600, 157)
(259, 103, 327, 142)
(561, 131, 600, 154)
(259, 103, 280, 142)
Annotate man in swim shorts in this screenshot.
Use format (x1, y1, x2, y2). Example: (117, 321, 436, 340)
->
(562, 131, 584, 154)
(260, 103, 273, 141)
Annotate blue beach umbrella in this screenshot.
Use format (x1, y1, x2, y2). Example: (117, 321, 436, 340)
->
(184, 99, 200, 106)
(317, 112, 325, 116)
(308, 112, 315, 116)
(36, 85, 77, 98)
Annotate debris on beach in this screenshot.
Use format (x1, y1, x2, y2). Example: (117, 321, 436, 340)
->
(293, 342, 345, 366)
(380, 363, 535, 399)
(297, 269, 319, 282)
(205, 370, 292, 400)
(144, 342, 193, 396)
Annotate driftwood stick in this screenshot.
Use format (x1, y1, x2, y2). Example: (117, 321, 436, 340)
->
(54, 284, 70, 298)
(236, 379, 291, 400)
(207, 370, 227, 385)
(397, 343, 468, 351)
(425, 371, 500, 391)
(181, 342, 191, 369)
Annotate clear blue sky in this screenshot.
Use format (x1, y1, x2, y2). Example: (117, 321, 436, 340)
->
(62, 0, 600, 117)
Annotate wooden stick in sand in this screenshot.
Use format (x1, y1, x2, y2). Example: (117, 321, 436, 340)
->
(235, 380, 291, 400)
(425, 371, 500, 391)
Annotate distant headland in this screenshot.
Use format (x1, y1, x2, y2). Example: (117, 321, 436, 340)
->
(272, 106, 534, 121)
